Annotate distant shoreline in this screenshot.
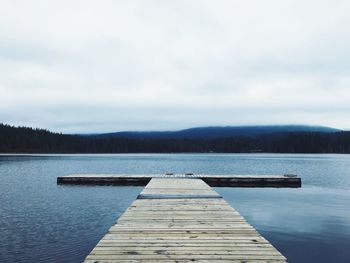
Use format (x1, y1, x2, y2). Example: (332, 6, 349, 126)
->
(1, 153, 349, 156)
(1, 123, 350, 154)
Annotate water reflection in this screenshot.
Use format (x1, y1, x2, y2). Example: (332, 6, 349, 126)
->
(1, 154, 350, 263)
(217, 186, 350, 263)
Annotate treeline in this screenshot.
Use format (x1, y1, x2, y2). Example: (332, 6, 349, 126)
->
(1, 123, 350, 153)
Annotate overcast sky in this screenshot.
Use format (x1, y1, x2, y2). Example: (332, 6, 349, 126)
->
(0, 0, 349, 133)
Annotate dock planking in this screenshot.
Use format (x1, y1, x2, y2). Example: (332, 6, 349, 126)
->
(84, 178, 287, 262)
(57, 173, 301, 187)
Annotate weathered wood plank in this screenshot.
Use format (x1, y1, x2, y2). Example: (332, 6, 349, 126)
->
(57, 173, 301, 187)
(85, 260, 287, 263)
(83, 178, 287, 262)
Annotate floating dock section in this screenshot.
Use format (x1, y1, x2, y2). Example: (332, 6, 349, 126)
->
(63, 176, 293, 262)
(57, 173, 301, 187)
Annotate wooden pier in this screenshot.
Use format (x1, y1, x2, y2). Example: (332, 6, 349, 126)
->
(57, 173, 301, 187)
(78, 177, 289, 262)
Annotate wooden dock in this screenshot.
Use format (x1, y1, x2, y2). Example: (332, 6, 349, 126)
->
(57, 173, 301, 187)
(83, 178, 287, 262)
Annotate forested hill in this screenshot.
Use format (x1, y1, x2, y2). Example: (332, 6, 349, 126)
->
(92, 125, 339, 139)
(1, 123, 350, 153)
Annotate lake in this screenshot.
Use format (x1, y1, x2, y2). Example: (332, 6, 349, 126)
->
(0, 154, 350, 262)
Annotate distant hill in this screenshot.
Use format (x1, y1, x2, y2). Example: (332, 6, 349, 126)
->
(92, 125, 340, 139)
(1, 123, 349, 153)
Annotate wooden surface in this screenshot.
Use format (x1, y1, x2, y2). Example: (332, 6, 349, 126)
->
(84, 178, 287, 262)
(57, 173, 301, 187)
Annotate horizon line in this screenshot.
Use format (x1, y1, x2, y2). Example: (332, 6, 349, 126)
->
(1, 122, 344, 135)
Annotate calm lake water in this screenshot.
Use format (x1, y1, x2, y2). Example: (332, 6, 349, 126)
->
(0, 154, 350, 263)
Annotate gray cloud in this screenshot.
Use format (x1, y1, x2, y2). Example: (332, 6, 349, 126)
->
(0, 0, 349, 132)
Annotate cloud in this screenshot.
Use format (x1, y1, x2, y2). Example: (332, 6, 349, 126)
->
(0, 0, 349, 132)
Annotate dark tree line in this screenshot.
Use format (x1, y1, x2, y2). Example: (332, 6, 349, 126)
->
(1, 123, 350, 153)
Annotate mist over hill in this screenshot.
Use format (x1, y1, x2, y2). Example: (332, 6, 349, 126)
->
(1, 123, 349, 153)
(92, 125, 340, 139)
